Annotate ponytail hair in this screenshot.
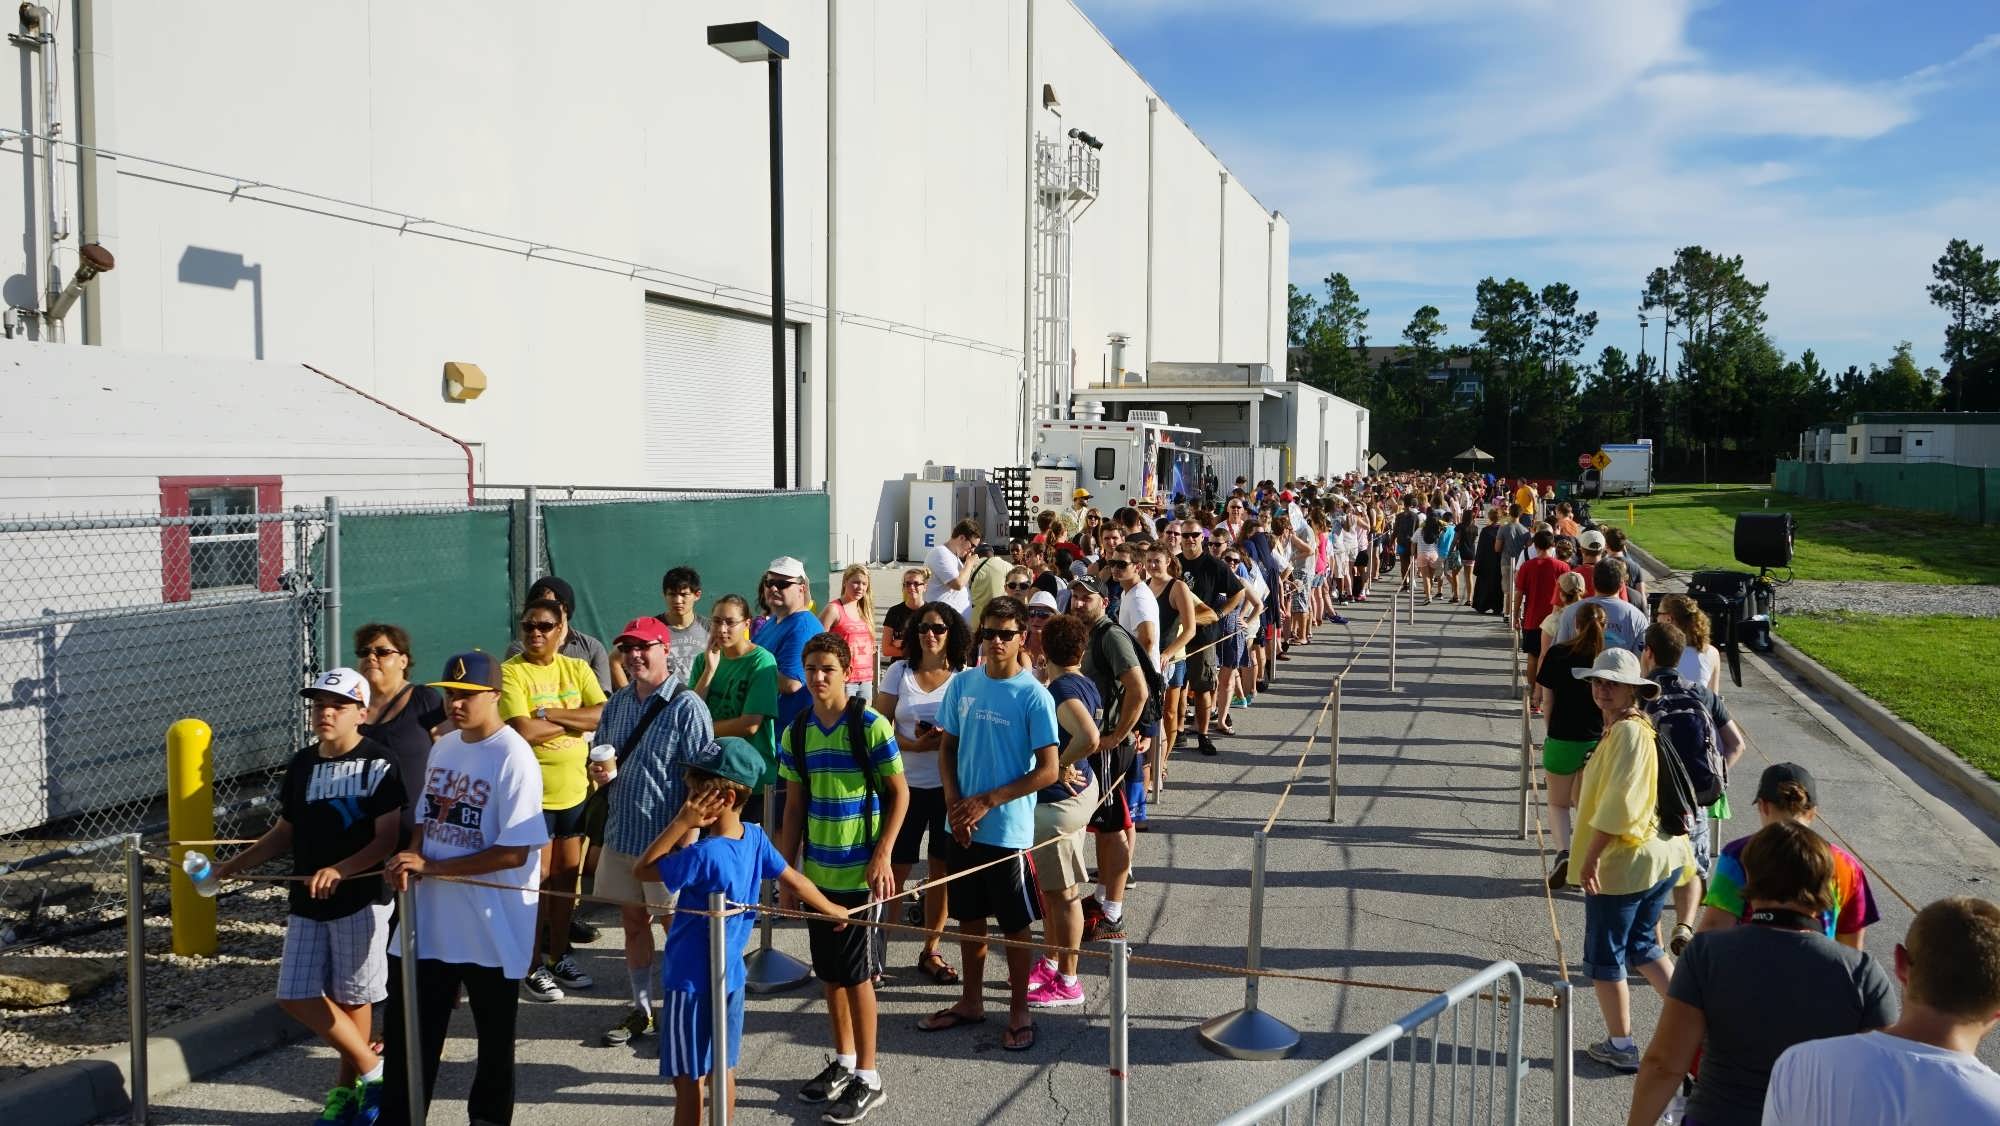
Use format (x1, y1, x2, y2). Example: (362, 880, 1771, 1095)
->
(1570, 603, 1608, 663)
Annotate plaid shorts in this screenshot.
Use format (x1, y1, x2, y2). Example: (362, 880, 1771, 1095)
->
(277, 902, 391, 1005)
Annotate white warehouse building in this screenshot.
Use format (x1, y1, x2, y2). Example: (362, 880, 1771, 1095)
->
(0, 0, 1291, 561)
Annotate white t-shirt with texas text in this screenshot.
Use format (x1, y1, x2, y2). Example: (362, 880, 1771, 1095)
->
(389, 726, 549, 978)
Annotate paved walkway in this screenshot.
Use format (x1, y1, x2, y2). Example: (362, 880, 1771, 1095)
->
(110, 584, 2000, 1124)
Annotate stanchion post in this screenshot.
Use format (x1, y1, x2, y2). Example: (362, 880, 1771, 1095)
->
(1196, 830, 1300, 1059)
(396, 883, 425, 1126)
(1326, 678, 1342, 823)
(324, 495, 342, 672)
(125, 834, 147, 1125)
(708, 892, 731, 1126)
(1108, 938, 1129, 1126)
(1510, 622, 1521, 697)
(743, 788, 812, 993)
(1388, 585, 1400, 693)
(164, 718, 215, 956)
(1518, 687, 1532, 840)
(1551, 981, 1574, 1126)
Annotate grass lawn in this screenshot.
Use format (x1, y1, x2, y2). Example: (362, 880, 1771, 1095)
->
(1782, 613, 2000, 781)
(1604, 483, 2000, 585)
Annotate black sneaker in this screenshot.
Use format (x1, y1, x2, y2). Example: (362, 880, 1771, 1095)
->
(823, 1080, 886, 1124)
(799, 1059, 855, 1104)
(1546, 851, 1569, 891)
(1197, 734, 1218, 757)
(569, 917, 601, 945)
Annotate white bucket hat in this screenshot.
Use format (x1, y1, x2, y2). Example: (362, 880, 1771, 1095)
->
(1571, 648, 1661, 699)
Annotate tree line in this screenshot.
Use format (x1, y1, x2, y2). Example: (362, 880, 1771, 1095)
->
(1287, 240, 2000, 479)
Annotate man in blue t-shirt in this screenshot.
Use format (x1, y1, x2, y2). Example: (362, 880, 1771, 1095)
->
(750, 555, 825, 731)
(1554, 558, 1651, 653)
(917, 596, 1059, 1052)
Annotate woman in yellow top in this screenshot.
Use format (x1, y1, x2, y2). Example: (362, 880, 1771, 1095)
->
(1570, 648, 1693, 1074)
(500, 596, 607, 1002)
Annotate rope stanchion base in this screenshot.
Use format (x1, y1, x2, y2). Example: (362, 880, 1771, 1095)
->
(1196, 1006, 1302, 1061)
(742, 945, 813, 995)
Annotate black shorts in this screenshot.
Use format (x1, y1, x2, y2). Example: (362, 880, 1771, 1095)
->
(1087, 742, 1137, 833)
(1519, 629, 1544, 658)
(891, 786, 949, 866)
(807, 887, 884, 987)
(542, 800, 588, 841)
(941, 839, 1042, 936)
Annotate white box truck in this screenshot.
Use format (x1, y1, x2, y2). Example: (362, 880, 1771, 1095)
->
(1031, 410, 1207, 519)
(1578, 441, 1654, 497)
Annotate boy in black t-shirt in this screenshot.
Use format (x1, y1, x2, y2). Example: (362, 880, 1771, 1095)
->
(217, 667, 403, 1125)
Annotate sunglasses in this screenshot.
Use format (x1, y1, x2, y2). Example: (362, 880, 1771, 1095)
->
(1205, 541, 1224, 550)
(1225, 556, 1243, 564)
(977, 627, 1023, 642)
(614, 640, 659, 654)
(356, 646, 402, 659)
(917, 622, 952, 636)
(1028, 609, 1055, 620)
(902, 579, 925, 588)
(1006, 582, 1034, 591)
(762, 577, 800, 589)
(519, 620, 561, 633)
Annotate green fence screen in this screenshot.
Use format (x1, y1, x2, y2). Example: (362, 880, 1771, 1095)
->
(541, 493, 831, 644)
(1775, 461, 1999, 524)
(336, 508, 519, 669)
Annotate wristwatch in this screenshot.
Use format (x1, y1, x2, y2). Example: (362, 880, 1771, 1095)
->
(534, 706, 549, 721)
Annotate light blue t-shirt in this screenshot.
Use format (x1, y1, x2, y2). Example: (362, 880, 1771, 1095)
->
(1555, 595, 1651, 654)
(936, 666, 1060, 849)
(752, 609, 825, 731)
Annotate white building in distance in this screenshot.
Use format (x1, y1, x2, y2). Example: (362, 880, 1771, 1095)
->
(0, 1, 1291, 561)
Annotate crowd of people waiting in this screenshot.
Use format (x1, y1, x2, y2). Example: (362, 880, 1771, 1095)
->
(207, 467, 2000, 1126)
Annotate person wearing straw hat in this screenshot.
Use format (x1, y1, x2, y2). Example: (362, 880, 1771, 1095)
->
(1569, 648, 1693, 1074)
(215, 667, 403, 1126)
(379, 652, 549, 1126)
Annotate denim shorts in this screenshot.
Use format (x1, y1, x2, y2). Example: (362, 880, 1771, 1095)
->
(1582, 868, 1683, 982)
(1164, 659, 1188, 689)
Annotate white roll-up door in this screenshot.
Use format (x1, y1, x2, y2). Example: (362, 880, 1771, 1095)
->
(643, 297, 800, 489)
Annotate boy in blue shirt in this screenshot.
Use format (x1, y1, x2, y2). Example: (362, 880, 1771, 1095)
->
(636, 736, 850, 1126)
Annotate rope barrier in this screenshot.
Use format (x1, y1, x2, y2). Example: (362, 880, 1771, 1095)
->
(1256, 594, 1393, 833)
(1732, 726, 1922, 916)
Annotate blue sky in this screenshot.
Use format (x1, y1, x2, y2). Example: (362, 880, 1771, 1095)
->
(1080, 0, 2000, 376)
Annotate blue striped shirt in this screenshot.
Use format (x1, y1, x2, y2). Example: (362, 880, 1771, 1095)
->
(601, 677, 715, 859)
(777, 709, 902, 892)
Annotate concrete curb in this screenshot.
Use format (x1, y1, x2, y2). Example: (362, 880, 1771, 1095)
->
(1626, 538, 2000, 824)
(0, 995, 308, 1126)
(1764, 636, 2000, 824)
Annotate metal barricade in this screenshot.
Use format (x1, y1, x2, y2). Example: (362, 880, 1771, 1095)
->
(1217, 961, 1527, 1126)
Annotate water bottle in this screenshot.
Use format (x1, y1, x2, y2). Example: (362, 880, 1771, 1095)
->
(182, 851, 220, 898)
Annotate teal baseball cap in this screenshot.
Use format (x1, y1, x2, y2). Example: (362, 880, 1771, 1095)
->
(688, 737, 763, 790)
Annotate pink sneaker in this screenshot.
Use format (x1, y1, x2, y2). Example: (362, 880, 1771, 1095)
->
(1027, 976, 1085, 1009)
(1027, 958, 1060, 991)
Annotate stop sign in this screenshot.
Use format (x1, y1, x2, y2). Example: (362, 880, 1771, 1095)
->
(1576, 452, 1593, 469)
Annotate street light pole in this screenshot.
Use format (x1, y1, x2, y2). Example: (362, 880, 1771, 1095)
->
(1635, 311, 1649, 439)
(709, 21, 794, 491)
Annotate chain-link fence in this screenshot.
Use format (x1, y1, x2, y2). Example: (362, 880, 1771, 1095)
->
(0, 488, 828, 948)
(0, 507, 326, 944)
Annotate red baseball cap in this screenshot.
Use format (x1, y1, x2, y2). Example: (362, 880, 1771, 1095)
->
(614, 617, 671, 646)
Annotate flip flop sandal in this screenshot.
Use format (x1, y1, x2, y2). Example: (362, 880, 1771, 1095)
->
(1003, 1021, 1038, 1051)
(916, 950, 961, 985)
(918, 1008, 987, 1032)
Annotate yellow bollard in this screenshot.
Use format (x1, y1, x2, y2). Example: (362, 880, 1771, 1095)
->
(1628, 502, 1635, 525)
(165, 718, 216, 956)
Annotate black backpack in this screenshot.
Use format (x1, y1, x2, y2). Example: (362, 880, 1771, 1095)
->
(1088, 615, 1164, 731)
(1646, 675, 1725, 806)
(785, 697, 883, 844)
(1643, 713, 1700, 839)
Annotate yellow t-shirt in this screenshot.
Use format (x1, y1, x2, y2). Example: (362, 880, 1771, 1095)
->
(1571, 714, 1693, 895)
(1513, 484, 1536, 513)
(498, 653, 608, 810)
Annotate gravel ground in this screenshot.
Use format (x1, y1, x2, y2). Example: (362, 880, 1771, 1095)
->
(0, 857, 289, 1083)
(1769, 579, 2000, 618)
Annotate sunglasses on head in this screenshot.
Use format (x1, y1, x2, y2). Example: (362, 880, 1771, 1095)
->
(977, 627, 1023, 642)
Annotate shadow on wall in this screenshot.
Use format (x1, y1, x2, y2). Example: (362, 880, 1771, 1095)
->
(177, 246, 264, 360)
(873, 477, 912, 564)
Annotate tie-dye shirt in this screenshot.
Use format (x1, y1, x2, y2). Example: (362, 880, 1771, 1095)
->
(1703, 830, 1880, 938)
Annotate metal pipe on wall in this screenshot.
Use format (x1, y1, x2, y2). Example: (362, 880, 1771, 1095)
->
(1020, 0, 1036, 453)
(73, 0, 112, 345)
(34, 5, 68, 330)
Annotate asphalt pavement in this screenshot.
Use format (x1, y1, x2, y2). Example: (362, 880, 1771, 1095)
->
(109, 580, 2000, 1125)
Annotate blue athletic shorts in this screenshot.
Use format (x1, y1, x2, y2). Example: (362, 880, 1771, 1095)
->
(659, 986, 745, 1079)
(1165, 659, 1188, 689)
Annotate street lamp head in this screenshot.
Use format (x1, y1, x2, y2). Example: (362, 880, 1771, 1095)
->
(707, 21, 789, 63)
